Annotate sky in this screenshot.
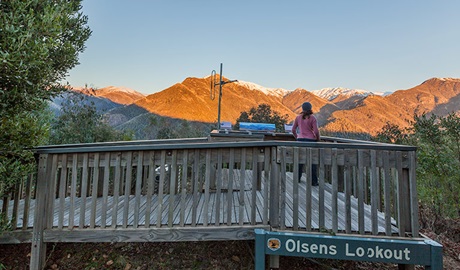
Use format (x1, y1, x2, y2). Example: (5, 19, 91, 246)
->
(66, 0, 460, 95)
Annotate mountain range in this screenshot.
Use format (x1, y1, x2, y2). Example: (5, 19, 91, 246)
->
(58, 77, 460, 139)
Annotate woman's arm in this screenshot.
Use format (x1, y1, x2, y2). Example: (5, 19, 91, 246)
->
(291, 118, 298, 139)
(311, 117, 320, 141)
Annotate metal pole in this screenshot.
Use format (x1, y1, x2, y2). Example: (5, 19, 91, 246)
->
(217, 63, 223, 130)
(254, 229, 266, 270)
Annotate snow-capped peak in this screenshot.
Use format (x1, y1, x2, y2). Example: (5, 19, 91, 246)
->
(311, 87, 376, 101)
(236, 80, 289, 98)
(102, 86, 143, 95)
(438, 77, 460, 82)
(72, 86, 142, 95)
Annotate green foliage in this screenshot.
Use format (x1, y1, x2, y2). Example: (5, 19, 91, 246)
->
(234, 103, 289, 132)
(0, 103, 50, 195)
(49, 92, 132, 144)
(0, 0, 91, 115)
(373, 122, 407, 144)
(152, 116, 213, 139)
(374, 113, 460, 218)
(0, 0, 90, 202)
(440, 113, 460, 164)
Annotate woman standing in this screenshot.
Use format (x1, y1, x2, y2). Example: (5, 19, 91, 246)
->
(291, 102, 320, 185)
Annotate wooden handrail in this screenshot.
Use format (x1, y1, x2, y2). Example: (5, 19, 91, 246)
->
(34, 138, 416, 154)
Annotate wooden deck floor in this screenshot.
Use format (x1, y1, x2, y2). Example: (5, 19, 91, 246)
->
(1, 173, 398, 235)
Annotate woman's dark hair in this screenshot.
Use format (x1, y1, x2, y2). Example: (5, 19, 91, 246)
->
(301, 109, 313, 119)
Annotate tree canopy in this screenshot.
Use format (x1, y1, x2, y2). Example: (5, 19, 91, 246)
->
(49, 92, 132, 145)
(0, 0, 91, 198)
(1, 0, 91, 114)
(374, 113, 460, 218)
(234, 104, 289, 132)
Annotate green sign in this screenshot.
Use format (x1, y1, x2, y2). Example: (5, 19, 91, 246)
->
(254, 229, 442, 270)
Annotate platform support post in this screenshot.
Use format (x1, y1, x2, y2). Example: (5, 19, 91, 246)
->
(254, 229, 265, 270)
(30, 154, 52, 270)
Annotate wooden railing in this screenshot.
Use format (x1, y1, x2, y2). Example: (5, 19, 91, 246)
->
(1, 137, 419, 268)
(273, 144, 418, 237)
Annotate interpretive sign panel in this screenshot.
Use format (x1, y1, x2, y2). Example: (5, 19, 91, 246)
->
(220, 121, 232, 129)
(239, 122, 276, 132)
(254, 229, 442, 270)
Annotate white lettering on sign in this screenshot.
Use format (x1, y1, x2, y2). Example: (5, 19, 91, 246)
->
(285, 239, 337, 255)
(345, 244, 411, 261)
(282, 238, 412, 262)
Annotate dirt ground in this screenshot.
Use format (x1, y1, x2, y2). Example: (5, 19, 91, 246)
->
(1, 208, 459, 270)
(0, 241, 419, 270)
(1, 230, 459, 270)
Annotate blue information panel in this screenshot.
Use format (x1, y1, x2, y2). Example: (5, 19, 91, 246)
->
(254, 229, 442, 270)
(239, 122, 276, 132)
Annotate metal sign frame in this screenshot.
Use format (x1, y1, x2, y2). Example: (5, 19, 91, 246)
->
(254, 229, 442, 270)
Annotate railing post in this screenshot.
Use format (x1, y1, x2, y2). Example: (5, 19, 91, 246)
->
(269, 147, 279, 228)
(30, 154, 52, 270)
(408, 151, 419, 237)
(396, 151, 408, 237)
(357, 150, 365, 234)
(401, 167, 412, 234)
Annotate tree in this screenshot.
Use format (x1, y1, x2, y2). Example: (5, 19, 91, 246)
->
(154, 117, 213, 140)
(234, 104, 289, 132)
(0, 1, 91, 198)
(49, 92, 132, 144)
(374, 113, 460, 218)
(1, 0, 91, 115)
(373, 122, 407, 144)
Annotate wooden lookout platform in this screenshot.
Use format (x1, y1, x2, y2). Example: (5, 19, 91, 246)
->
(0, 132, 420, 269)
